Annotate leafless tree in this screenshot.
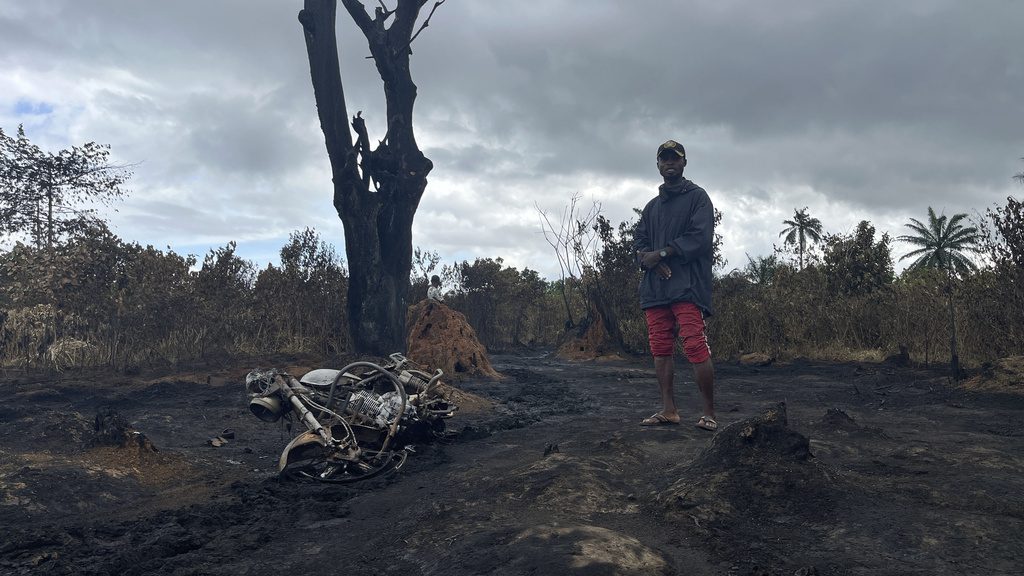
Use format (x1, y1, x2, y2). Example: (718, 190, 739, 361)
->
(537, 193, 601, 328)
(298, 0, 444, 354)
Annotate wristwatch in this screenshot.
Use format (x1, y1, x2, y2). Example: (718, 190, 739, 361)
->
(659, 249, 668, 258)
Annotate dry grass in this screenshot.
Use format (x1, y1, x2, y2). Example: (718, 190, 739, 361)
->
(963, 356, 1024, 395)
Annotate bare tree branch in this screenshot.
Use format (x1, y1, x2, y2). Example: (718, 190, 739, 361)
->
(339, 0, 375, 35)
(375, 0, 396, 20)
(400, 0, 445, 55)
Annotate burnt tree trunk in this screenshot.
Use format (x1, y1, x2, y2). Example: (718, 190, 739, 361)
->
(299, 0, 435, 355)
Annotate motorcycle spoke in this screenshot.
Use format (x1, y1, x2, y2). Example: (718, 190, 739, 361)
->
(281, 447, 406, 484)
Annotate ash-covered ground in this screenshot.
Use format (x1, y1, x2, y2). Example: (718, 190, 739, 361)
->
(1, 352, 1022, 575)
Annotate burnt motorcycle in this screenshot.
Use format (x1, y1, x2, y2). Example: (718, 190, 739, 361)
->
(245, 353, 457, 483)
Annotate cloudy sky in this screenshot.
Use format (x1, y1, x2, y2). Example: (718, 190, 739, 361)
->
(2, 0, 1022, 279)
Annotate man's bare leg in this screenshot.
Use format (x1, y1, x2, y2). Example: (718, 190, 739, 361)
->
(655, 355, 679, 420)
(693, 358, 715, 419)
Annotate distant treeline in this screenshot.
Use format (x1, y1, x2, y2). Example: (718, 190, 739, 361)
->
(1, 195, 1022, 373)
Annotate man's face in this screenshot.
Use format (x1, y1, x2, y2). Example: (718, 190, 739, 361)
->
(657, 152, 686, 179)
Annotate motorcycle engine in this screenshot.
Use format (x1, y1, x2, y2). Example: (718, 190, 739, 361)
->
(347, 389, 411, 427)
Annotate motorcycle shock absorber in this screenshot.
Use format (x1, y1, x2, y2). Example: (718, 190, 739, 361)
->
(278, 375, 332, 443)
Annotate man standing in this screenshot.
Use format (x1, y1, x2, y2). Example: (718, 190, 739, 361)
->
(634, 140, 717, 431)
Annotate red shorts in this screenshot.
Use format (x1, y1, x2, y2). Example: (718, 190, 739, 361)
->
(644, 301, 711, 362)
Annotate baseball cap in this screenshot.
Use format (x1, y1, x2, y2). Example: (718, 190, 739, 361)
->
(657, 140, 686, 159)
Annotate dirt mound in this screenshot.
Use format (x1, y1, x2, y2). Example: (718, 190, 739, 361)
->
(407, 300, 499, 379)
(434, 382, 495, 416)
(816, 407, 860, 432)
(660, 402, 841, 524)
(506, 524, 669, 575)
(507, 434, 646, 516)
(964, 356, 1024, 394)
(557, 315, 623, 361)
(811, 407, 886, 438)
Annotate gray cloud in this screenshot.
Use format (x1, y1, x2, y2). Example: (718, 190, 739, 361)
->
(2, 0, 1022, 279)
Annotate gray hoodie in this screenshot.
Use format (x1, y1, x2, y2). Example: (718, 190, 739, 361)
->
(633, 178, 715, 315)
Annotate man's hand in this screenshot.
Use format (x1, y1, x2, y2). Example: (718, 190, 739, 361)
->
(638, 250, 672, 279)
(638, 250, 662, 270)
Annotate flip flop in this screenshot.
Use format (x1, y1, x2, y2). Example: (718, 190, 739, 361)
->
(695, 416, 718, 432)
(640, 413, 680, 426)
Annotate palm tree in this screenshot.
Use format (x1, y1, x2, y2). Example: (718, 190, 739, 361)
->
(779, 207, 824, 270)
(898, 207, 980, 378)
(744, 253, 779, 285)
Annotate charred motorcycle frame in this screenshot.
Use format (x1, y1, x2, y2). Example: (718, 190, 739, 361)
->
(245, 353, 456, 483)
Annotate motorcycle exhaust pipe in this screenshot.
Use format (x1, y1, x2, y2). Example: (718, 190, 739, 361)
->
(249, 395, 285, 422)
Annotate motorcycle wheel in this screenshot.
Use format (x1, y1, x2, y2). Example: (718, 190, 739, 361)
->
(280, 442, 407, 484)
